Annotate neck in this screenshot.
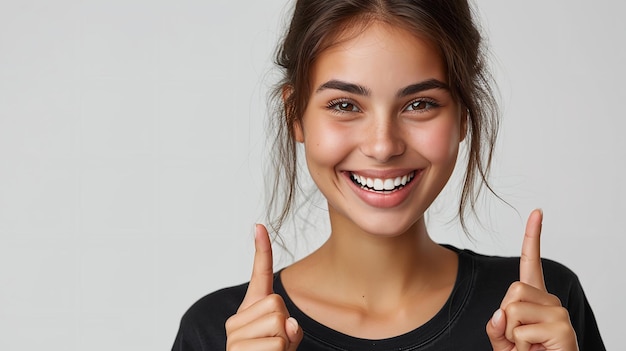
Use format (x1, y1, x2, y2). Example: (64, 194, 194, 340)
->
(307, 206, 456, 311)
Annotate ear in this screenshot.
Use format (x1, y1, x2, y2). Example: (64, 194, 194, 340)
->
(294, 119, 304, 143)
(282, 84, 305, 143)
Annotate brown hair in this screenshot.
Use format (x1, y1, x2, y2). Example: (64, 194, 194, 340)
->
(266, 0, 499, 237)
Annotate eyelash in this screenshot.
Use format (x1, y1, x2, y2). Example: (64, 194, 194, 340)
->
(326, 98, 359, 114)
(325, 97, 441, 115)
(404, 98, 440, 113)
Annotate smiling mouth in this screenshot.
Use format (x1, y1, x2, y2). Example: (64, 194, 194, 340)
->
(350, 171, 416, 193)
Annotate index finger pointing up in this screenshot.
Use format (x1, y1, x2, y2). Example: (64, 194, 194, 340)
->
(520, 209, 547, 291)
(239, 224, 275, 311)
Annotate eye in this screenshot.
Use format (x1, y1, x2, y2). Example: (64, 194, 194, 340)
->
(404, 99, 438, 112)
(327, 99, 360, 113)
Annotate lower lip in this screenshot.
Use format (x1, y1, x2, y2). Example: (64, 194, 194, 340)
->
(344, 171, 422, 208)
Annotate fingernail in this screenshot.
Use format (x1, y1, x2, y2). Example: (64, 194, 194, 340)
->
(491, 309, 503, 327)
(287, 317, 299, 332)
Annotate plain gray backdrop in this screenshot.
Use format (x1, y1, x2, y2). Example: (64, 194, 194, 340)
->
(0, 0, 622, 349)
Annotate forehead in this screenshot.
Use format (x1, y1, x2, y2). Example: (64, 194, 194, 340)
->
(310, 22, 446, 91)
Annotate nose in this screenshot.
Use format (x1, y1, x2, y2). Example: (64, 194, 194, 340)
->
(359, 118, 406, 162)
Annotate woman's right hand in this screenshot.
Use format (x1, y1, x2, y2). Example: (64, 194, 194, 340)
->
(225, 224, 303, 351)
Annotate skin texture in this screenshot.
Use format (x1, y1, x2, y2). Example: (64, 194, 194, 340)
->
(225, 22, 578, 350)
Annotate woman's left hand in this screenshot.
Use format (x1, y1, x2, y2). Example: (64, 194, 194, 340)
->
(486, 209, 579, 351)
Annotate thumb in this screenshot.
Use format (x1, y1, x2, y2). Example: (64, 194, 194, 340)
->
(239, 224, 274, 311)
(285, 317, 304, 351)
(486, 309, 512, 351)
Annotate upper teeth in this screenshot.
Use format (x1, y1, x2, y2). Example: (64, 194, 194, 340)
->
(351, 171, 415, 191)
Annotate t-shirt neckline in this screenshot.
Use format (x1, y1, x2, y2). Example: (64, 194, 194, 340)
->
(273, 246, 474, 350)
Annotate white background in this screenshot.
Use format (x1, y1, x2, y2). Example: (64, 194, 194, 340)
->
(0, 0, 623, 349)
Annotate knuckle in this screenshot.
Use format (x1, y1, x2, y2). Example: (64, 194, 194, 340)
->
(268, 311, 287, 329)
(554, 306, 571, 321)
(508, 281, 525, 295)
(266, 293, 285, 307)
(504, 301, 522, 316)
(224, 315, 237, 333)
(550, 294, 563, 306)
(275, 337, 288, 350)
(511, 326, 524, 343)
(503, 281, 525, 302)
(255, 337, 287, 350)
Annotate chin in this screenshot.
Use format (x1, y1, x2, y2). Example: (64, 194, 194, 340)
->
(355, 213, 422, 238)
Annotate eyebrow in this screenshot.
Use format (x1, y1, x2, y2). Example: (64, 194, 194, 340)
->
(316, 80, 371, 96)
(315, 78, 450, 97)
(397, 79, 450, 97)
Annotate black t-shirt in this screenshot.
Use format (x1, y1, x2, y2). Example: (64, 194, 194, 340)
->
(172, 246, 605, 350)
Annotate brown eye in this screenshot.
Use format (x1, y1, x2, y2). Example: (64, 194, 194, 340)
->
(334, 101, 358, 112)
(405, 99, 438, 112)
(407, 101, 427, 111)
(327, 98, 360, 113)
(411, 102, 424, 110)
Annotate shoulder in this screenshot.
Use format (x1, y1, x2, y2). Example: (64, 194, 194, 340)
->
(183, 282, 249, 322)
(172, 282, 249, 350)
(180, 282, 248, 330)
(453, 246, 582, 302)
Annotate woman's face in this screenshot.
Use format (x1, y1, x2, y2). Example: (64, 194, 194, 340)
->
(295, 22, 465, 236)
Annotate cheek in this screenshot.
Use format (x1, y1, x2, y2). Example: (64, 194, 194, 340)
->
(411, 119, 461, 163)
(303, 121, 353, 169)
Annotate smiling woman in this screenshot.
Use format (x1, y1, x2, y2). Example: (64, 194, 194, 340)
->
(1, 0, 621, 350)
(295, 23, 463, 233)
(171, 1, 605, 350)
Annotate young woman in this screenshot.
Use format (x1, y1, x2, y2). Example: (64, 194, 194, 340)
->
(173, 1, 605, 350)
